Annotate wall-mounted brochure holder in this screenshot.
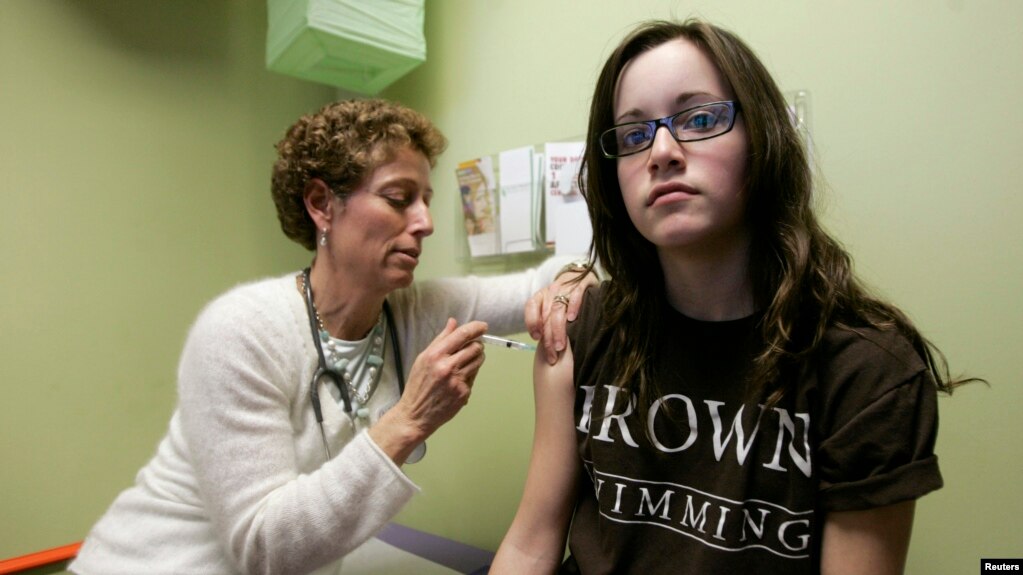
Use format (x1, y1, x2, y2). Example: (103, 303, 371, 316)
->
(456, 139, 591, 261)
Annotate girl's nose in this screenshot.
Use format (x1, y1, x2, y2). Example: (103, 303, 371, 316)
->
(646, 125, 686, 173)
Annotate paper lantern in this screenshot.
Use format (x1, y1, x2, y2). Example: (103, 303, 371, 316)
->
(266, 0, 426, 95)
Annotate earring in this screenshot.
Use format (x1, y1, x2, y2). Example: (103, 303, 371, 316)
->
(319, 228, 328, 247)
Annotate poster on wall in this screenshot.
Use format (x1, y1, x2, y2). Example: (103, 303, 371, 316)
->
(543, 141, 590, 255)
(456, 157, 499, 257)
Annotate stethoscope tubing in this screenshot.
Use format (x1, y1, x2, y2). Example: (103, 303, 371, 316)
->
(302, 267, 405, 459)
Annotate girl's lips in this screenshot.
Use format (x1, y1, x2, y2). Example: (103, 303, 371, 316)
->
(647, 182, 699, 206)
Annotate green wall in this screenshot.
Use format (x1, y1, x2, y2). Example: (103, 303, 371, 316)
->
(2, 2, 1021, 575)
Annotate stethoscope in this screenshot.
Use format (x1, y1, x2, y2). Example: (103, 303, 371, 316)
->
(302, 267, 408, 461)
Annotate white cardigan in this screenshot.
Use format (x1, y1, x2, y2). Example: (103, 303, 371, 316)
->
(70, 259, 568, 575)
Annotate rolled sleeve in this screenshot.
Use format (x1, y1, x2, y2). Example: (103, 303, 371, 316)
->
(817, 373, 943, 511)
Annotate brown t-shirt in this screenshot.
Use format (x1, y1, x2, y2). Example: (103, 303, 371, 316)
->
(563, 284, 942, 575)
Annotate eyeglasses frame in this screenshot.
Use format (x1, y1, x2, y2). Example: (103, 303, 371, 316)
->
(599, 100, 742, 159)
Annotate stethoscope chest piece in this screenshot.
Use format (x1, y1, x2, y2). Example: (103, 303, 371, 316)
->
(407, 442, 427, 464)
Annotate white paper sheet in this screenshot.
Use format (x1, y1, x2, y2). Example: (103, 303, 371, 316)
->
(543, 141, 590, 253)
(498, 146, 536, 254)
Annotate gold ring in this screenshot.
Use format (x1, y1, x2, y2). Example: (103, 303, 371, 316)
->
(553, 294, 570, 307)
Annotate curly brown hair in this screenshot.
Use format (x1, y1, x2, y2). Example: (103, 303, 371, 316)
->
(271, 99, 447, 250)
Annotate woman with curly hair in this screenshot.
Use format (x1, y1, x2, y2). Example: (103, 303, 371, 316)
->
(492, 19, 977, 575)
(70, 99, 595, 575)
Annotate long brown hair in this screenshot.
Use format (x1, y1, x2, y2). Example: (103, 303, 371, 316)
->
(580, 19, 976, 410)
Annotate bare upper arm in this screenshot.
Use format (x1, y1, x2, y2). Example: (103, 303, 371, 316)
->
(490, 342, 581, 574)
(820, 500, 916, 575)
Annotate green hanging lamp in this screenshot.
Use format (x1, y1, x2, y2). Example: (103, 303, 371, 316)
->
(266, 0, 426, 94)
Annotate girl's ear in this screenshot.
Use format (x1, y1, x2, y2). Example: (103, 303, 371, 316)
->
(303, 178, 334, 230)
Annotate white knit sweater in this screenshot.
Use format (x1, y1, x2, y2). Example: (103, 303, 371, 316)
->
(70, 259, 569, 575)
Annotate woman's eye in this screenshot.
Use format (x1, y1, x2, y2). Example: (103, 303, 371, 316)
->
(681, 111, 718, 131)
(620, 127, 651, 148)
(385, 195, 413, 208)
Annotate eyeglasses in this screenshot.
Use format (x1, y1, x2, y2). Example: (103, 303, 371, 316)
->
(599, 101, 741, 158)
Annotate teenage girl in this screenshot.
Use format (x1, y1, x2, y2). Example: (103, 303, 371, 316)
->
(491, 19, 975, 575)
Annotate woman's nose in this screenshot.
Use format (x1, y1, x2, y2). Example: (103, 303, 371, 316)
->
(646, 125, 686, 173)
(409, 200, 434, 237)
